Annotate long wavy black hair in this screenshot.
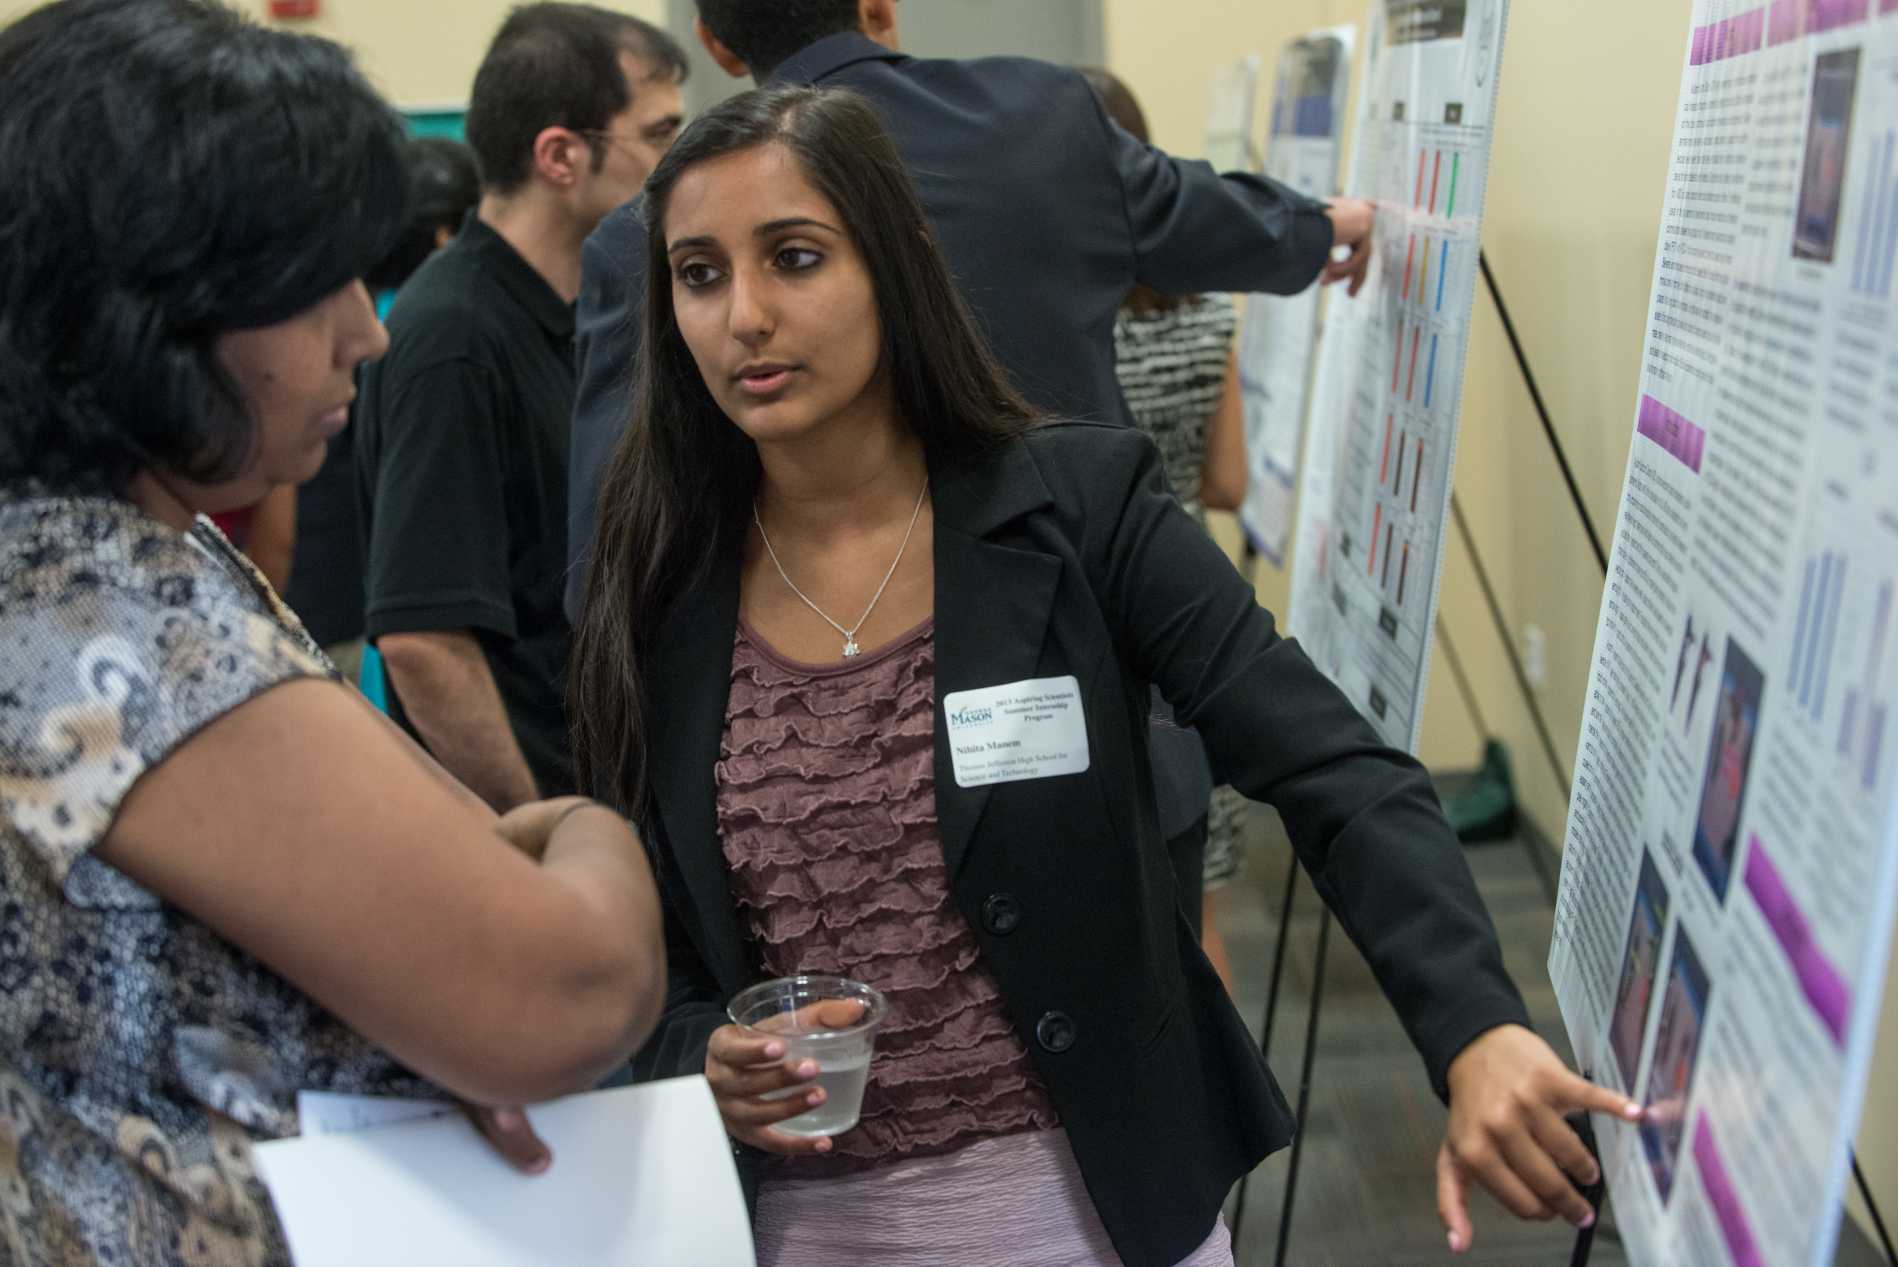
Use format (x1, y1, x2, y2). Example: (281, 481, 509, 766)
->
(571, 84, 1038, 823)
(0, 0, 408, 497)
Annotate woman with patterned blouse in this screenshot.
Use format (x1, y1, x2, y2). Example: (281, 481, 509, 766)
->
(0, 3, 667, 1264)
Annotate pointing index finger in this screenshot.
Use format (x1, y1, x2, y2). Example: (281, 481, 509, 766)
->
(1559, 1071, 1644, 1122)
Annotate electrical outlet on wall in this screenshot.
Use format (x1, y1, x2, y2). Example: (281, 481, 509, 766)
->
(1524, 623, 1548, 689)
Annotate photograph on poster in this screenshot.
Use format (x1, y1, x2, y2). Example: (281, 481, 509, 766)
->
(1793, 47, 1863, 263)
(1639, 928, 1713, 1204)
(1692, 638, 1766, 901)
(1609, 851, 1673, 1087)
(1269, 34, 1346, 139)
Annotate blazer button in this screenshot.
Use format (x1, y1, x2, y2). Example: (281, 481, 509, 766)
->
(982, 892, 1023, 936)
(1036, 1011, 1077, 1053)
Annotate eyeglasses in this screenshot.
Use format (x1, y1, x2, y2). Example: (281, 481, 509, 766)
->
(578, 129, 643, 157)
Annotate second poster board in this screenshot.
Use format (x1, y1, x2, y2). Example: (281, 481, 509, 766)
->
(1287, 0, 1511, 752)
(1237, 27, 1354, 565)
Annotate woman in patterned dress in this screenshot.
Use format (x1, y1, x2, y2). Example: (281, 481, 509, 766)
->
(0, 3, 666, 1263)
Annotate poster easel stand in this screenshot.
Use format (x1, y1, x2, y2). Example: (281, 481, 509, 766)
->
(1566, 1103, 1608, 1267)
(1225, 253, 1618, 1263)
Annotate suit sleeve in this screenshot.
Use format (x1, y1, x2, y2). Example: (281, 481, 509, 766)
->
(1100, 97, 1336, 299)
(566, 201, 649, 623)
(1085, 430, 1530, 1099)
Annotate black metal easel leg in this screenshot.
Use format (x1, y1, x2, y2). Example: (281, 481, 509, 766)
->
(1273, 909, 1333, 1267)
(1229, 851, 1302, 1248)
(1566, 1099, 1607, 1267)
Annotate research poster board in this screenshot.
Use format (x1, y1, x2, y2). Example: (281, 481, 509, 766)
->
(1204, 55, 1261, 177)
(1237, 27, 1355, 564)
(1286, 0, 1510, 751)
(1547, 4, 1898, 1265)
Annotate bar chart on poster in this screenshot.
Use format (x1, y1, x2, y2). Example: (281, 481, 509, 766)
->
(1286, 0, 1509, 752)
(1235, 27, 1353, 564)
(1548, 3, 1898, 1264)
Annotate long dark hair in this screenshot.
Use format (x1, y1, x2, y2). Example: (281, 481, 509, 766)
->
(571, 84, 1037, 822)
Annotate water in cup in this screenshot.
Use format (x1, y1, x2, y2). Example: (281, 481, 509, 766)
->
(764, 1054, 873, 1136)
(729, 974, 888, 1138)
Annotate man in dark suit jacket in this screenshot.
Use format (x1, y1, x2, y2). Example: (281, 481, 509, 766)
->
(565, 0, 1374, 618)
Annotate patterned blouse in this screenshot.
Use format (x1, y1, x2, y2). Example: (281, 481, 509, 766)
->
(1111, 293, 1240, 519)
(716, 619, 1059, 1178)
(0, 491, 431, 1267)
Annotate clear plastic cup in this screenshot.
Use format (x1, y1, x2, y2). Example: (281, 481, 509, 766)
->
(727, 975, 889, 1137)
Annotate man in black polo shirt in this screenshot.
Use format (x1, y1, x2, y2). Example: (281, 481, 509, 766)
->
(356, 4, 687, 807)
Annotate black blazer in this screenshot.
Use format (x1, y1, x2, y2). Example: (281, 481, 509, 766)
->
(628, 423, 1528, 1267)
(566, 32, 1336, 618)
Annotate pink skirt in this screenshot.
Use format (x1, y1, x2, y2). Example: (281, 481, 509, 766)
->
(754, 1128, 1233, 1267)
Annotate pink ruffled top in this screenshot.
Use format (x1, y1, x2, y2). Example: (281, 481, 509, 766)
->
(717, 617, 1059, 1176)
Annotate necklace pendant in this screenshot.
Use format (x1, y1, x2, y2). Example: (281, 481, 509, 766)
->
(842, 637, 861, 658)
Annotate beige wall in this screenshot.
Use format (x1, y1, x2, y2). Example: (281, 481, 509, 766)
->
(0, 1, 667, 105)
(257, 0, 668, 105)
(1108, 0, 1895, 1242)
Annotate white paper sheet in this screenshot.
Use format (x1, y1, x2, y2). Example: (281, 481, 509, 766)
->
(255, 1077, 755, 1267)
(295, 1090, 451, 1136)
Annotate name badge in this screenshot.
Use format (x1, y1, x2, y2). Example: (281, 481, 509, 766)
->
(943, 675, 1091, 789)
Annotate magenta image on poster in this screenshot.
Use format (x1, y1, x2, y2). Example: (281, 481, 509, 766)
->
(1693, 9, 1768, 61)
(1637, 395, 1707, 473)
(1808, 0, 1869, 30)
(1743, 835, 1852, 1043)
(1693, 1116, 1765, 1267)
(1770, 0, 1803, 43)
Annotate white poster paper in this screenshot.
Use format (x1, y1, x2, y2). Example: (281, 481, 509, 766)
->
(1204, 55, 1260, 176)
(1548, 5, 1898, 1265)
(1287, 0, 1511, 751)
(1238, 27, 1355, 564)
(255, 1078, 756, 1267)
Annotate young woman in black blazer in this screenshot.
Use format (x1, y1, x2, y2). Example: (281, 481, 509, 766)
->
(572, 84, 1640, 1267)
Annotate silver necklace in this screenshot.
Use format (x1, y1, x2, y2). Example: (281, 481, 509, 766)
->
(753, 479, 928, 658)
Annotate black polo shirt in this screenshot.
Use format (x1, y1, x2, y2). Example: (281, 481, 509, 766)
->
(355, 213, 576, 795)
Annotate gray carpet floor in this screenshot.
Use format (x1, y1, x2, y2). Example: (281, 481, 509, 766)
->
(1213, 804, 1890, 1267)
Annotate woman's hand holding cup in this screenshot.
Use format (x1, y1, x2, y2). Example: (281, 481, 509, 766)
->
(705, 995, 875, 1155)
(705, 1021, 833, 1155)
